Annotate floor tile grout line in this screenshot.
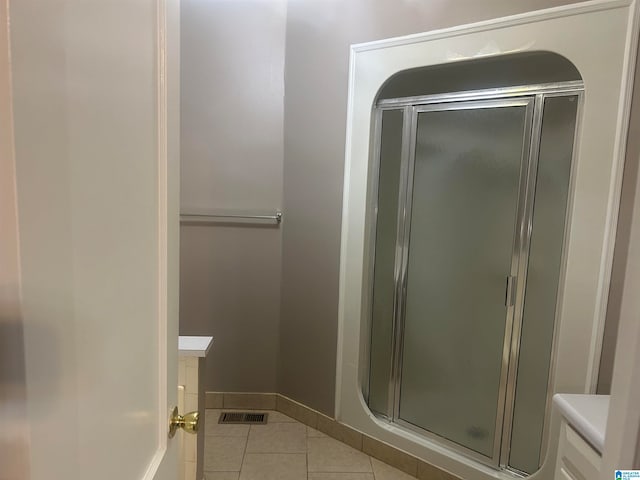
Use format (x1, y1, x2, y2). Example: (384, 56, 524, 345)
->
(238, 424, 250, 478)
(370, 455, 376, 480)
(242, 452, 306, 455)
(307, 428, 311, 478)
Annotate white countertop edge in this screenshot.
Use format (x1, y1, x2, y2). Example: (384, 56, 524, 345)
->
(178, 336, 214, 357)
(553, 393, 609, 453)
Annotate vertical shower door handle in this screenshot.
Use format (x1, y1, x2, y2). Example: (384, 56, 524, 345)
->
(505, 275, 517, 307)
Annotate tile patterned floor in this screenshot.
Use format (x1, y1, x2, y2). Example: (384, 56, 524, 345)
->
(204, 409, 416, 480)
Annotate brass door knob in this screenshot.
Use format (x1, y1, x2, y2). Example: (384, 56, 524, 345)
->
(168, 406, 200, 438)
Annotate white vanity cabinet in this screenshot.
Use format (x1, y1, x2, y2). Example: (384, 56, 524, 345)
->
(556, 420, 602, 480)
(553, 394, 609, 480)
(178, 336, 213, 480)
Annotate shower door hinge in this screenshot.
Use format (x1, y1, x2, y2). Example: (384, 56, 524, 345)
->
(505, 275, 517, 307)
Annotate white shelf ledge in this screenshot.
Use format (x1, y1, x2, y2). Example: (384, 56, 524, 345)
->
(179, 336, 213, 357)
(553, 393, 610, 453)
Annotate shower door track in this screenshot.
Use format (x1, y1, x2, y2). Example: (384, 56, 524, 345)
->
(365, 81, 584, 472)
(376, 81, 584, 109)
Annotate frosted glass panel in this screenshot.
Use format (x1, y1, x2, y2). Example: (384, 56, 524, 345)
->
(508, 96, 578, 473)
(398, 104, 529, 457)
(368, 109, 403, 415)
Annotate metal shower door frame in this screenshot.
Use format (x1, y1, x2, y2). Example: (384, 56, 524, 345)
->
(392, 97, 535, 469)
(365, 81, 584, 471)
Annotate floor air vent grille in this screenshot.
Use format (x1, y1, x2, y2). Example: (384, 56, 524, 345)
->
(218, 411, 268, 424)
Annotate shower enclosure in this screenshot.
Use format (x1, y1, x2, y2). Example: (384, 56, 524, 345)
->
(365, 79, 582, 474)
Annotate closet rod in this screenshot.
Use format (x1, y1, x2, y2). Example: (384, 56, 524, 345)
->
(180, 210, 282, 225)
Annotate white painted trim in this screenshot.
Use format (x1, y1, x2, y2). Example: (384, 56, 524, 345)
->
(336, 1, 640, 479)
(160, 0, 181, 477)
(142, 0, 182, 477)
(334, 43, 359, 422)
(141, 1, 169, 478)
(600, 122, 640, 475)
(601, 0, 640, 471)
(157, 0, 169, 451)
(351, 0, 631, 53)
(587, 0, 640, 391)
(142, 447, 167, 480)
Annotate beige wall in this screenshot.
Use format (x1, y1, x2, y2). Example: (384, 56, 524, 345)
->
(179, 0, 286, 392)
(179, 0, 633, 412)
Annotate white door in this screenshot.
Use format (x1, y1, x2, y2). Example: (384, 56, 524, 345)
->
(1, 0, 181, 479)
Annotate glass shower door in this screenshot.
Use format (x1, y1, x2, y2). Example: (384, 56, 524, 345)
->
(396, 99, 534, 461)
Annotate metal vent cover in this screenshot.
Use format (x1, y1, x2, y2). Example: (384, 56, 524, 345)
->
(218, 411, 268, 424)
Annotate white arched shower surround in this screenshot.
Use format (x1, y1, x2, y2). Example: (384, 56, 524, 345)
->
(336, 1, 639, 479)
